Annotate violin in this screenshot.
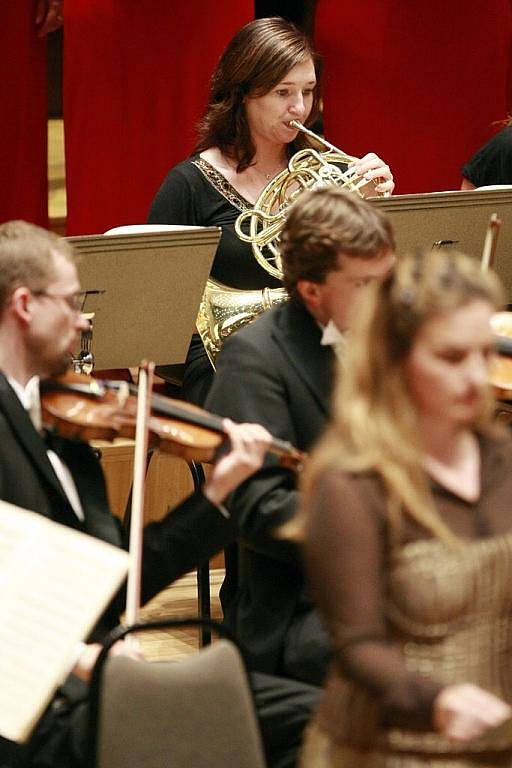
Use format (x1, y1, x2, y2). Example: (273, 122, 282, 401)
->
(39, 371, 305, 470)
(479, 213, 512, 401)
(489, 312, 512, 401)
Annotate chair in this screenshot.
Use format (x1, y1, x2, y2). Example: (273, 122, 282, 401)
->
(88, 619, 266, 768)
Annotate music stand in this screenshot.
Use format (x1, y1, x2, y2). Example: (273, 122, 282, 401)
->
(67, 227, 220, 369)
(371, 188, 512, 300)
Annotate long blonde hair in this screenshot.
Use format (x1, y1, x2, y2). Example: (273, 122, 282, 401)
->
(298, 249, 503, 545)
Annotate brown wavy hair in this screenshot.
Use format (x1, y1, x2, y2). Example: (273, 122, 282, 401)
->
(194, 17, 322, 172)
(280, 187, 395, 301)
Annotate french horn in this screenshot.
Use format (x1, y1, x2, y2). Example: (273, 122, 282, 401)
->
(197, 121, 376, 366)
(235, 120, 378, 278)
(196, 281, 289, 368)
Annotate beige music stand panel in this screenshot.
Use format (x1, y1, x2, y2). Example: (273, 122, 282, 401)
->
(372, 188, 512, 300)
(67, 228, 220, 369)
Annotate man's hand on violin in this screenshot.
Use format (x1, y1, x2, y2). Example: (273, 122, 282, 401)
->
(203, 419, 272, 506)
(350, 152, 395, 197)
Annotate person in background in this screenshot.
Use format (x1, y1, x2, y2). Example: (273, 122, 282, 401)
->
(300, 248, 512, 767)
(461, 121, 512, 189)
(315, 0, 512, 193)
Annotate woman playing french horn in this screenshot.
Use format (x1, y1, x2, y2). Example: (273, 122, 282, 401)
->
(148, 16, 394, 405)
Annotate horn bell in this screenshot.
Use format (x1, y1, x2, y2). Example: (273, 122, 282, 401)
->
(196, 279, 289, 368)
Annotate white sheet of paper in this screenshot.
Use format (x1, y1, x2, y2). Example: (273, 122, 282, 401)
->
(0, 500, 128, 743)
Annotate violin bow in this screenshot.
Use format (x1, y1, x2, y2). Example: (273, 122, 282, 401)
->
(125, 361, 155, 641)
(481, 212, 501, 272)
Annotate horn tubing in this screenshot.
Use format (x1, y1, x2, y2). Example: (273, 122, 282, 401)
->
(289, 120, 359, 163)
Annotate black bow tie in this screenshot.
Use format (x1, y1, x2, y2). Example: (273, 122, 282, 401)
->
(43, 428, 67, 457)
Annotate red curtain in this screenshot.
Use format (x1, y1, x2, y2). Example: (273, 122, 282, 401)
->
(315, 1, 512, 193)
(63, 1, 254, 235)
(0, 1, 48, 227)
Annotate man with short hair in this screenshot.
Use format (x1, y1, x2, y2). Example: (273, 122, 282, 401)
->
(0, 220, 270, 767)
(206, 186, 396, 687)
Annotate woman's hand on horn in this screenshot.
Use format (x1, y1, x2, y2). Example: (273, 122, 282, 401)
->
(350, 152, 395, 196)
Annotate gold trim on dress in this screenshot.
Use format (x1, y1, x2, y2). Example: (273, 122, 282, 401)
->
(192, 157, 252, 212)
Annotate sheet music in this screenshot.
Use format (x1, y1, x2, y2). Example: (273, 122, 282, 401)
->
(0, 500, 128, 743)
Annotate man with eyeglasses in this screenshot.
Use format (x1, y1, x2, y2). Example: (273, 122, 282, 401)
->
(31, 288, 87, 310)
(0, 220, 271, 768)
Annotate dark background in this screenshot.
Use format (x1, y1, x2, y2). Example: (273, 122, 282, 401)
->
(254, 0, 311, 27)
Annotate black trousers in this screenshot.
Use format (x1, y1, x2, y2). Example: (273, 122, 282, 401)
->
(251, 672, 320, 768)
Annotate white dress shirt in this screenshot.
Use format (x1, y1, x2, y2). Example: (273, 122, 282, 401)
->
(320, 319, 347, 362)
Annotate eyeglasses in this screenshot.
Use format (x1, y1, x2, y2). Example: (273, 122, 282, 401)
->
(32, 290, 87, 312)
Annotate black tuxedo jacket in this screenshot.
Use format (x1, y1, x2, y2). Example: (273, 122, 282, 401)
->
(0, 372, 239, 767)
(206, 300, 336, 684)
(0, 373, 235, 612)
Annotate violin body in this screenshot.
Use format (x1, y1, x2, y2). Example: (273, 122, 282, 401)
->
(40, 372, 226, 463)
(489, 312, 512, 401)
(40, 372, 304, 468)
(42, 375, 137, 443)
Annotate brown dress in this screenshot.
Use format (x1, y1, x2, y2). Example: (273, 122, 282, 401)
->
(302, 431, 512, 767)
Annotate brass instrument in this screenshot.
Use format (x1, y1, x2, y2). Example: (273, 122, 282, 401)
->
(197, 121, 375, 366)
(196, 280, 288, 367)
(234, 120, 377, 278)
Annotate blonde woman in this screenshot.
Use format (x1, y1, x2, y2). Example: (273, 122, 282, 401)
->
(299, 250, 512, 767)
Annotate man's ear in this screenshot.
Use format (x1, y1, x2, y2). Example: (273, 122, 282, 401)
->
(296, 279, 321, 310)
(9, 286, 33, 325)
